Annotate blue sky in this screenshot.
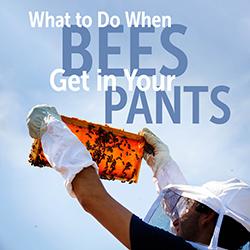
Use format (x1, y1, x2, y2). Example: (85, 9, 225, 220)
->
(1, 1, 250, 249)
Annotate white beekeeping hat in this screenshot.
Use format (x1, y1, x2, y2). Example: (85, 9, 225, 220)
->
(145, 178, 250, 249)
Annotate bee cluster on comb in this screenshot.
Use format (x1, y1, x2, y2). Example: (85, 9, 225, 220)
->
(29, 115, 146, 183)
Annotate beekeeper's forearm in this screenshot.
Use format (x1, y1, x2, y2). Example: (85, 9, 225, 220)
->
(72, 167, 132, 249)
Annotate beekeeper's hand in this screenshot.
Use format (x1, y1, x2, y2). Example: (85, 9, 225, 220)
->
(26, 104, 61, 139)
(26, 105, 98, 197)
(141, 128, 187, 191)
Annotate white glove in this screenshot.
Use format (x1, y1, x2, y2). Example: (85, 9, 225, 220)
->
(27, 105, 98, 197)
(26, 104, 61, 139)
(141, 128, 187, 192)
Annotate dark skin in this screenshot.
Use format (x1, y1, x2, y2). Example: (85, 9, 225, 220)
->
(72, 166, 217, 249)
(173, 203, 217, 245)
(72, 166, 133, 249)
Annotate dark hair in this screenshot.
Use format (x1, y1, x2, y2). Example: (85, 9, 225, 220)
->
(195, 202, 214, 214)
(195, 202, 249, 249)
(218, 215, 249, 250)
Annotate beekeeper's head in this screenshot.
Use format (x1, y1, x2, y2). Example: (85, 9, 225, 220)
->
(145, 178, 250, 249)
(169, 197, 218, 245)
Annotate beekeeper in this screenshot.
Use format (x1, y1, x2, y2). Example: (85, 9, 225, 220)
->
(27, 105, 250, 250)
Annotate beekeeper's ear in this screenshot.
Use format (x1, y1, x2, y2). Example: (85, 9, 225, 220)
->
(199, 210, 218, 227)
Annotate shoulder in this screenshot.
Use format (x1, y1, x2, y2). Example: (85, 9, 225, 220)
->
(130, 214, 197, 250)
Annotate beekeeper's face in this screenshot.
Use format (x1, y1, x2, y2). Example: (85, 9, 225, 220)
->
(172, 201, 204, 242)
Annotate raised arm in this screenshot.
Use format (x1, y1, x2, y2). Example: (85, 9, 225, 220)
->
(141, 128, 187, 192)
(72, 167, 132, 249)
(27, 105, 132, 248)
